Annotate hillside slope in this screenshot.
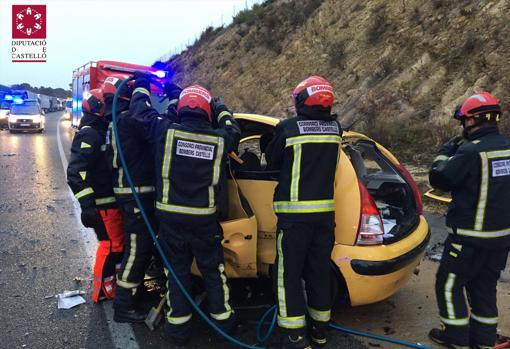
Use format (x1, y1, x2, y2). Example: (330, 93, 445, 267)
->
(164, 0, 510, 162)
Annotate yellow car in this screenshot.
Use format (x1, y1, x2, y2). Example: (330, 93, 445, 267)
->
(198, 113, 430, 306)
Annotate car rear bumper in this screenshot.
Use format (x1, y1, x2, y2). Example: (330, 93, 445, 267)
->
(332, 215, 430, 306)
(350, 231, 430, 275)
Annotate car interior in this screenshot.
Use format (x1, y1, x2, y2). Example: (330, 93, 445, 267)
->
(345, 140, 420, 243)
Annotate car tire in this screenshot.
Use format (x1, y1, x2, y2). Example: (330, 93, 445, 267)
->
(9, 129, 17, 134)
(38, 129, 44, 133)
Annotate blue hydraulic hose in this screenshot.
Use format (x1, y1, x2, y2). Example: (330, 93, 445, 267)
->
(257, 306, 431, 348)
(113, 77, 432, 349)
(256, 305, 278, 343)
(111, 78, 263, 349)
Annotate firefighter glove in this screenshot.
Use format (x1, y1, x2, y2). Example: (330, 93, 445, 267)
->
(211, 97, 230, 119)
(438, 135, 465, 157)
(81, 207, 103, 228)
(163, 82, 182, 101)
(133, 71, 151, 91)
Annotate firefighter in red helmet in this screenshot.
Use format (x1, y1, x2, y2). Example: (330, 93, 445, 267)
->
(127, 74, 240, 346)
(429, 92, 510, 349)
(265, 76, 342, 349)
(67, 88, 124, 302)
(103, 73, 179, 323)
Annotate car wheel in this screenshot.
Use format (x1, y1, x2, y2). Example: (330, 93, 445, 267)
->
(39, 129, 44, 133)
(9, 129, 17, 134)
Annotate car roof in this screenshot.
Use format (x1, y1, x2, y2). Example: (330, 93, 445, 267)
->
(232, 112, 374, 142)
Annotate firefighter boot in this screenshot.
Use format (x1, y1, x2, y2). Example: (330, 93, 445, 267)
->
(114, 308, 147, 323)
(113, 287, 148, 324)
(429, 328, 469, 349)
(267, 334, 312, 349)
(310, 324, 327, 346)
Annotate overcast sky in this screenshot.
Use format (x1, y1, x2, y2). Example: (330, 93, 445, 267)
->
(0, 0, 260, 89)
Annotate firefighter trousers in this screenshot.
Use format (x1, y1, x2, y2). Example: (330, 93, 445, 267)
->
(92, 207, 124, 303)
(272, 220, 335, 335)
(436, 235, 509, 347)
(114, 199, 156, 311)
(158, 218, 234, 342)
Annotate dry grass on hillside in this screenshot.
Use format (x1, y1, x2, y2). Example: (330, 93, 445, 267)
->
(164, 0, 510, 163)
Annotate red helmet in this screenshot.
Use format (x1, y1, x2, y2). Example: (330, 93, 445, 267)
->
(82, 88, 104, 116)
(102, 74, 133, 101)
(454, 91, 502, 122)
(177, 85, 212, 122)
(291, 76, 334, 109)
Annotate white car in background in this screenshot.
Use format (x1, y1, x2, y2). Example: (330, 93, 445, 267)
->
(0, 101, 10, 129)
(64, 99, 73, 120)
(8, 100, 45, 133)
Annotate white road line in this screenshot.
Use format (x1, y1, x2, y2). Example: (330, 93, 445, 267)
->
(56, 115, 140, 349)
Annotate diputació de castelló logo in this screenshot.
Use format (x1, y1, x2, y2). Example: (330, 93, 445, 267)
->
(12, 5, 47, 62)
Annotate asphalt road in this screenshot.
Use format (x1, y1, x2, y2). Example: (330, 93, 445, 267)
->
(0, 112, 368, 349)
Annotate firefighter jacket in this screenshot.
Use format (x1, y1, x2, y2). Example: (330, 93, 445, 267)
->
(106, 106, 177, 204)
(266, 112, 342, 222)
(67, 113, 116, 209)
(429, 126, 510, 248)
(128, 86, 241, 224)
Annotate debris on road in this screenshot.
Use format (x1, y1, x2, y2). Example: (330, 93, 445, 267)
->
(2, 153, 16, 156)
(56, 290, 86, 309)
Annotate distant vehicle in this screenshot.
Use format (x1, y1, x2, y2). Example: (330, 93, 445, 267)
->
(8, 99, 45, 133)
(0, 100, 10, 129)
(49, 96, 58, 112)
(0, 91, 24, 129)
(71, 60, 166, 128)
(57, 98, 65, 111)
(38, 94, 50, 113)
(64, 99, 72, 120)
(11, 90, 29, 100)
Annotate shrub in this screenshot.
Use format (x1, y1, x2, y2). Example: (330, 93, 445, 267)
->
(366, 6, 388, 45)
(327, 41, 346, 68)
(431, 0, 444, 9)
(462, 34, 478, 54)
(370, 58, 394, 85)
(410, 6, 421, 25)
(233, 3, 266, 25)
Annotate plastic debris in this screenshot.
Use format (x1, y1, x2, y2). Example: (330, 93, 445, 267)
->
(57, 290, 86, 309)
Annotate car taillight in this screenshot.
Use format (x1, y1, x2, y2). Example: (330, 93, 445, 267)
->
(395, 163, 423, 215)
(357, 181, 384, 246)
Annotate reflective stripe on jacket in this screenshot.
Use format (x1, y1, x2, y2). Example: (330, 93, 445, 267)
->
(429, 126, 510, 248)
(67, 113, 116, 209)
(128, 87, 240, 222)
(266, 114, 342, 222)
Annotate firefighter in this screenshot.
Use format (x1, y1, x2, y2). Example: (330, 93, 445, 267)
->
(265, 76, 342, 349)
(67, 88, 124, 303)
(128, 75, 240, 346)
(103, 74, 181, 323)
(428, 92, 510, 349)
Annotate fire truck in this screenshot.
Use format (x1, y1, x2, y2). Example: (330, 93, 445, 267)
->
(71, 60, 167, 128)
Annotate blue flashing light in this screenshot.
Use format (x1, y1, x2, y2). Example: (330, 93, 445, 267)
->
(151, 70, 166, 79)
(72, 100, 78, 109)
(4, 95, 13, 100)
(13, 97, 24, 104)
